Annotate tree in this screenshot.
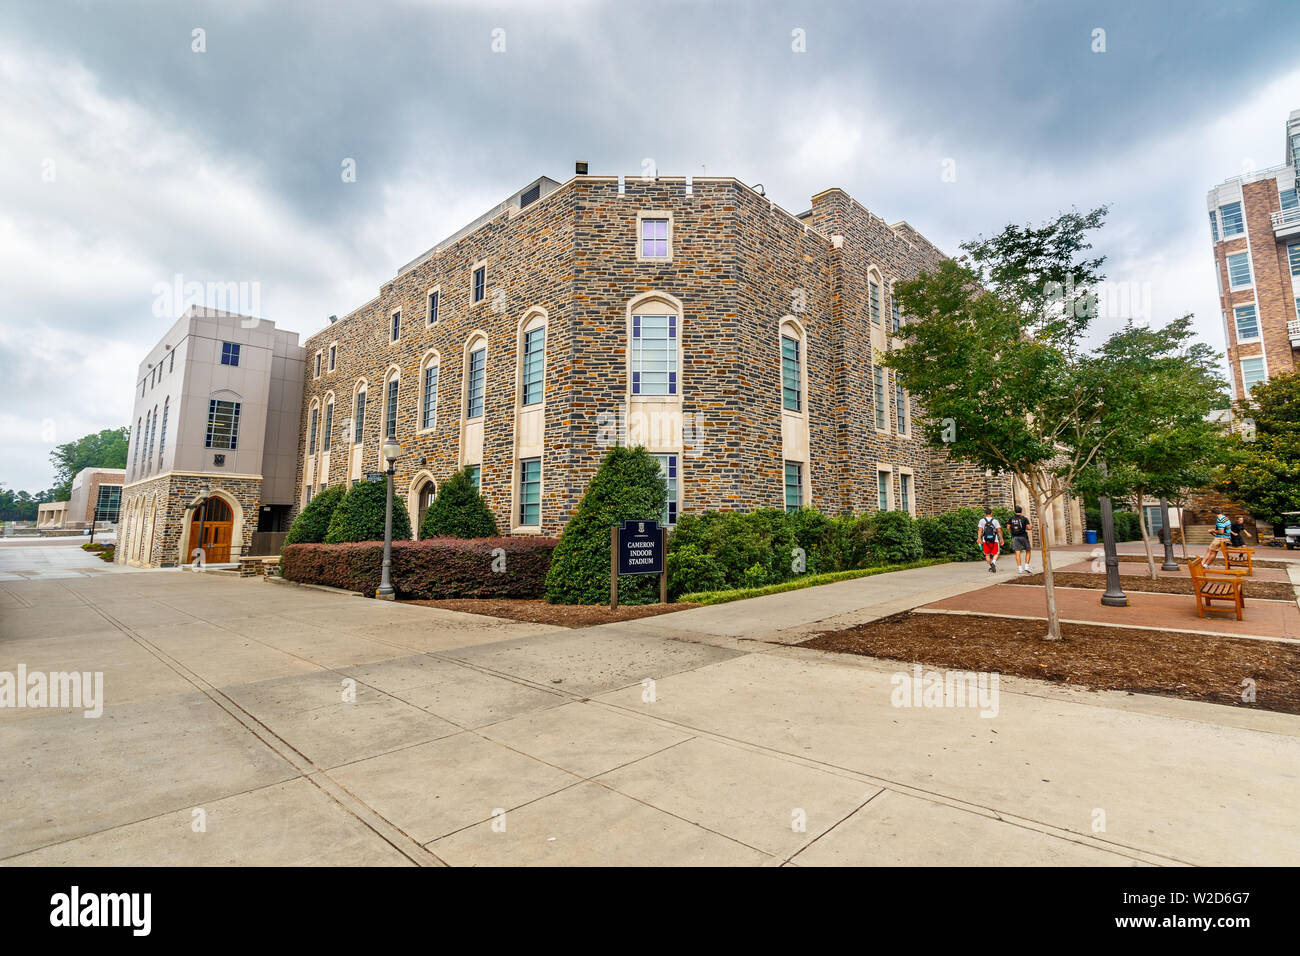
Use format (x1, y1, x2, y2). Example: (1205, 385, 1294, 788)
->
(283, 485, 345, 546)
(1076, 317, 1230, 578)
(0, 485, 58, 522)
(49, 427, 129, 500)
(544, 446, 667, 605)
(420, 467, 498, 538)
(884, 206, 1125, 640)
(1214, 372, 1300, 528)
(324, 479, 412, 543)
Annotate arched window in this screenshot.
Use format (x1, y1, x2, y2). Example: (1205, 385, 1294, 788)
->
(419, 352, 440, 431)
(323, 393, 335, 451)
(627, 292, 682, 397)
(518, 311, 546, 407)
(158, 397, 170, 462)
(132, 417, 142, 477)
(779, 317, 806, 413)
(308, 399, 320, 455)
(464, 332, 488, 420)
(353, 379, 368, 445)
(384, 367, 400, 439)
(867, 266, 884, 325)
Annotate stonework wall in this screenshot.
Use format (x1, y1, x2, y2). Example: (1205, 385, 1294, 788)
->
(295, 175, 1082, 537)
(118, 473, 262, 568)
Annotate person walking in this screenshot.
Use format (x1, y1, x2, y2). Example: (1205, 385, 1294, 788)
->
(977, 507, 1003, 573)
(1229, 514, 1247, 548)
(1007, 505, 1033, 574)
(1203, 512, 1231, 567)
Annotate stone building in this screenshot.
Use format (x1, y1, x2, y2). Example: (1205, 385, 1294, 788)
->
(296, 171, 1084, 545)
(1206, 107, 1300, 399)
(117, 306, 304, 567)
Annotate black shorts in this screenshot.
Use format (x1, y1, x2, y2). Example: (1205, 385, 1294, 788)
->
(1011, 535, 1030, 551)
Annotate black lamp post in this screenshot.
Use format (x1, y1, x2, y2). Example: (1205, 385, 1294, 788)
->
(1159, 496, 1179, 571)
(1099, 492, 1129, 607)
(376, 438, 402, 601)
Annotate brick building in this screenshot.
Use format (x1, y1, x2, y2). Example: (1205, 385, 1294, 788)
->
(117, 307, 304, 567)
(1206, 107, 1300, 399)
(297, 172, 1084, 545)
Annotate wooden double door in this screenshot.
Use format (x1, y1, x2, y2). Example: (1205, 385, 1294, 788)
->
(190, 497, 233, 563)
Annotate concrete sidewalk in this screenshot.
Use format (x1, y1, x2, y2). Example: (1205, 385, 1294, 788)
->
(3, 565, 1298, 866)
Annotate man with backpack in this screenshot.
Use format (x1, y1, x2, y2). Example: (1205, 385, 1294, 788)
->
(1007, 505, 1033, 574)
(977, 507, 1003, 573)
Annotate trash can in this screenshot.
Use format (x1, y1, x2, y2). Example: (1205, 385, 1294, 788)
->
(1085, 529, 1098, 545)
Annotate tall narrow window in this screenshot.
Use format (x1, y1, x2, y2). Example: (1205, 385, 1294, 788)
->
(1227, 252, 1253, 288)
(385, 377, 399, 438)
(1280, 187, 1298, 212)
(158, 398, 169, 462)
(869, 279, 881, 324)
(308, 405, 318, 455)
(1240, 357, 1266, 395)
(518, 457, 541, 526)
(133, 417, 142, 473)
(1208, 210, 1219, 243)
(1288, 242, 1300, 277)
(900, 473, 911, 514)
(891, 295, 902, 332)
(168, 351, 175, 374)
(877, 470, 891, 510)
(781, 335, 801, 411)
(427, 290, 439, 325)
(221, 342, 240, 366)
(314, 352, 321, 378)
(656, 454, 679, 525)
(422, 361, 439, 430)
(323, 402, 333, 451)
(1220, 201, 1244, 237)
(522, 326, 545, 406)
(328, 345, 336, 371)
(473, 265, 486, 303)
(895, 382, 907, 434)
(466, 346, 486, 418)
(354, 388, 366, 444)
(873, 367, 887, 429)
(206, 400, 241, 449)
(468, 464, 481, 490)
(145, 409, 155, 465)
(784, 461, 803, 512)
(1234, 305, 1260, 340)
(390, 311, 401, 343)
(631, 313, 677, 395)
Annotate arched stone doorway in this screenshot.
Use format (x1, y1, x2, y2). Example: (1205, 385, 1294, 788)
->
(189, 496, 234, 563)
(410, 475, 436, 538)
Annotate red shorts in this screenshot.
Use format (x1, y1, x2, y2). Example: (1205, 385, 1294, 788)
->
(982, 541, 1000, 556)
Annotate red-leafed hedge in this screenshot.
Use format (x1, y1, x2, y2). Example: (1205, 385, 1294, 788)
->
(280, 537, 558, 599)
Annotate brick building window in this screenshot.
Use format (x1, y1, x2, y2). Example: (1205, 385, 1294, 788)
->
(1280, 187, 1298, 213)
(323, 401, 333, 451)
(521, 324, 546, 406)
(95, 485, 121, 523)
(877, 470, 891, 510)
(328, 344, 336, 371)
(427, 289, 439, 326)
(1208, 210, 1219, 243)
(869, 279, 882, 324)
(640, 218, 669, 258)
(631, 313, 677, 395)
(468, 464, 481, 490)
(314, 352, 321, 378)
(466, 346, 486, 418)
(385, 376, 399, 439)
(354, 386, 366, 444)
(390, 311, 401, 343)
(308, 404, 318, 455)
(421, 358, 439, 430)
(1234, 305, 1260, 341)
(518, 457, 541, 526)
(900, 473, 912, 514)
(221, 342, 240, 366)
(1240, 357, 1267, 396)
(205, 399, 241, 449)
(891, 294, 902, 332)
(656, 453, 679, 525)
(873, 367, 887, 429)
(895, 381, 908, 434)
(472, 265, 486, 303)
(1288, 242, 1300, 277)
(1227, 252, 1252, 288)
(781, 335, 801, 411)
(1219, 201, 1244, 237)
(784, 461, 803, 512)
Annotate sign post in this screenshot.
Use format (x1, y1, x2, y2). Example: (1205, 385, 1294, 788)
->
(610, 519, 666, 610)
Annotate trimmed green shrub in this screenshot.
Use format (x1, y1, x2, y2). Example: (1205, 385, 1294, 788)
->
(864, 510, 924, 563)
(284, 484, 345, 547)
(544, 446, 668, 604)
(324, 478, 412, 544)
(666, 543, 726, 597)
(786, 507, 843, 574)
(282, 537, 556, 598)
(420, 466, 498, 539)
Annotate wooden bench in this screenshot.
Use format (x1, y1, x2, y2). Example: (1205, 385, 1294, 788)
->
(1222, 546, 1256, 576)
(1188, 557, 1244, 620)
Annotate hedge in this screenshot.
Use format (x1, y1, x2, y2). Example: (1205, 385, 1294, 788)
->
(281, 537, 557, 599)
(285, 484, 345, 546)
(325, 479, 412, 543)
(420, 466, 497, 538)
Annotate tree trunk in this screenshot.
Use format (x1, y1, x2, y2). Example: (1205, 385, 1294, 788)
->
(1178, 505, 1188, 561)
(1136, 487, 1157, 580)
(1026, 470, 1062, 641)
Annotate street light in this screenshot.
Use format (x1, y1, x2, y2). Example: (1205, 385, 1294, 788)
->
(1096, 462, 1128, 607)
(376, 438, 402, 601)
(1159, 496, 1179, 571)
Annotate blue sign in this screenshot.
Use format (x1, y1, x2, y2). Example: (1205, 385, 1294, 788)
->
(617, 519, 664, 575)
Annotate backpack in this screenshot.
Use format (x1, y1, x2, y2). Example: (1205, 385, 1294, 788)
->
(1009, 515, 1027, 536)
(981, 518, 999, 542)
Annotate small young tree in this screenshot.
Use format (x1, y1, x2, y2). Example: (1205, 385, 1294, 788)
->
(544, 446, 667, 605)
(284, 484, 346, 546)
(1215, 372, 1300, 528)
(885, 207, 1124, 640)
(324, 479, 412, 543)
(419, 466, 498, 538)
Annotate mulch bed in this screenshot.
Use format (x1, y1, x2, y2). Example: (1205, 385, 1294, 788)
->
(800, 611, 1300, 715)
(403, 598, 696, 628)
(1007, 571, 1296, 602)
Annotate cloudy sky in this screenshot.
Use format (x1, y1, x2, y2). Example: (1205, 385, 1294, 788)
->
(2, 0, 1297, 491)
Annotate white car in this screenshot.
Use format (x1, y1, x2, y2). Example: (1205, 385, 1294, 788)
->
(1285, 512, 1300, 550)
